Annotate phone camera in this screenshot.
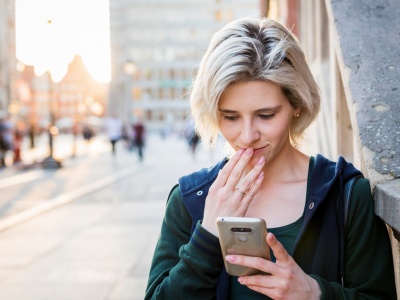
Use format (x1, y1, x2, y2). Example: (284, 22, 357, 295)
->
(231, 227, 252, 233)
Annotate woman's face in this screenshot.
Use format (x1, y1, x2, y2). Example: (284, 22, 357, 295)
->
(218, 80, 299, 167)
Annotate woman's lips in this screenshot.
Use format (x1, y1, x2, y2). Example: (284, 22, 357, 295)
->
(238, 146, 268, 155)
(254, 146, 267, 155)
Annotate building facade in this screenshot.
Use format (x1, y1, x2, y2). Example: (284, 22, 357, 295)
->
(15, 56, 108, 133)
(108, 0, 260, 132)
(0, 0, 16, 117)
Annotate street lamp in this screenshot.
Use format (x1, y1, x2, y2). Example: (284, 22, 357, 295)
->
(42, 70, 62, 169)
(41, 19, 62, 169)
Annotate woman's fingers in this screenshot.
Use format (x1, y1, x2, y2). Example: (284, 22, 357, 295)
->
(212, 148, 245, 188)
(234, 233, 322, 299)
(267, 232, 291, 264)
(241, 170, 264, 204)
(212, 148, 265, 201)
(225, 148, 256, 189)
(226, 254, 275, 275)
(225, 233, 291, 278)
(231, 155, 265, 199)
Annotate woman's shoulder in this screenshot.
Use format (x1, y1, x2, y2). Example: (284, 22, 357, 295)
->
(350, 177, 373, 205)
(348, 177, 374, 223)
(166, 184, 192, 223)
(168, 184, 181, 202)
(352, 177, 371, 195)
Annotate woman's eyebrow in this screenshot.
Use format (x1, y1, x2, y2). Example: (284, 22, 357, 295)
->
(255, 105, 282, 113)
(218, 105, 282, 113)
(218, 108, 237, 113)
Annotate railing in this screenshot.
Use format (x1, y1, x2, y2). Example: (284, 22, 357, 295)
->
(297, 0, 400, 296)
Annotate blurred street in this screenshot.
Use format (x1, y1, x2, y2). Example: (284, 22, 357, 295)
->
(0, 133, 224, 300)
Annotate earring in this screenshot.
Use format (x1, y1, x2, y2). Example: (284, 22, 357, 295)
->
(295, 113, 300, 117)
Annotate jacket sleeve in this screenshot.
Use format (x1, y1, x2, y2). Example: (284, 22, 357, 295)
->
(145, 185, 224, 300)
(311, 178, 397, 299)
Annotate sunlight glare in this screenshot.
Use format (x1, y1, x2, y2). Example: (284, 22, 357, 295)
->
(15, 0, 111, 83)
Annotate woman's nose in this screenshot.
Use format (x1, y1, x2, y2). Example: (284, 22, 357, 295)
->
(240, 120, 260, 145)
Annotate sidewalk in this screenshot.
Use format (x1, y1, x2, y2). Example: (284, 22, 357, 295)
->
(1, 132, 109, 169)
(0, 133, 225, 300)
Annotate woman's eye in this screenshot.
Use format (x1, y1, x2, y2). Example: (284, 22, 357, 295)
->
(259, 114, 274, 120)
(223, 115, 238, 121)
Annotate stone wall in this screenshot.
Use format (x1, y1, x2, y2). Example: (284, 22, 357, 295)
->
(297, 0, 400, 296)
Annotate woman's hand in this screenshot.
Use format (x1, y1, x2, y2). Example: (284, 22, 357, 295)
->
(201, 148, 265, 236)
(226, 233, 321, 300)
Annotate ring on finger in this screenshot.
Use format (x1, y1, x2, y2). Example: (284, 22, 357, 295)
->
(236, 187, 246, 197)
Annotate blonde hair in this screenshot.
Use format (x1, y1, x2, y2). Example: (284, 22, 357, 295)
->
(190, 17, 320, 148)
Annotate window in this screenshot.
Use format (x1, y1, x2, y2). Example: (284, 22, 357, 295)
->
(133, 87, 142, 100)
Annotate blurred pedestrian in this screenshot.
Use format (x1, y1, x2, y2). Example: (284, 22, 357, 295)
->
(0, 116, 13, 167)
(184, 119, 201, 158)
(106, 114, 123, 155)
(82, 124, 94, 143)
(0, 118, 7, 167)
(13, 121, 25, 165)
(28, 122, 36, 148)
(132, 119, 145, 161)
(189, 131, 200, 158)
(71, 120, 79, 157)
(121, 124, 133, 150)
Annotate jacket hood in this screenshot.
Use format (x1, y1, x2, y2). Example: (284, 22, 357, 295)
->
(309, 154, 362, 203)
(179, 158, 228, 198)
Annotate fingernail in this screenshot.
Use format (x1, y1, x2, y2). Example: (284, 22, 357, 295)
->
(257, 156, 265, 165)
(226, 255, 236, 262)
(236, 149, 245, 156)
(245, 148, 253, 155)
(258, 171, 264, 179)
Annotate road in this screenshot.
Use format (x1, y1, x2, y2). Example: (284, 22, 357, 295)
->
(0, 133, 225, 300)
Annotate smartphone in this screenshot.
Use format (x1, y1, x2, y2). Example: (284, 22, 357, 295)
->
(217, 217, 270, 276)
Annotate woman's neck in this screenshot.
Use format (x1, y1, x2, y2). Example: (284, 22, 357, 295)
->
(260, 146, 309, 186)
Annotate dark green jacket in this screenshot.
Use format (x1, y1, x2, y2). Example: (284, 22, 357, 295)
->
(145, 155, 396, 299)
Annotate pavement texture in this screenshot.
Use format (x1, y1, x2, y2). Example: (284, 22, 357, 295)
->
(0, 133, 225, 300)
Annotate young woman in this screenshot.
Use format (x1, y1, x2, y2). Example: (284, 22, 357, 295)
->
(145, 17, 396, 299)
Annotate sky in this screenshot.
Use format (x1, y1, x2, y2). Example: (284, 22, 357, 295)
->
(15, 0, 111, 83)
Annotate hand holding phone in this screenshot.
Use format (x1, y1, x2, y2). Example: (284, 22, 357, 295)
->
(217, 217, 270, 276)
